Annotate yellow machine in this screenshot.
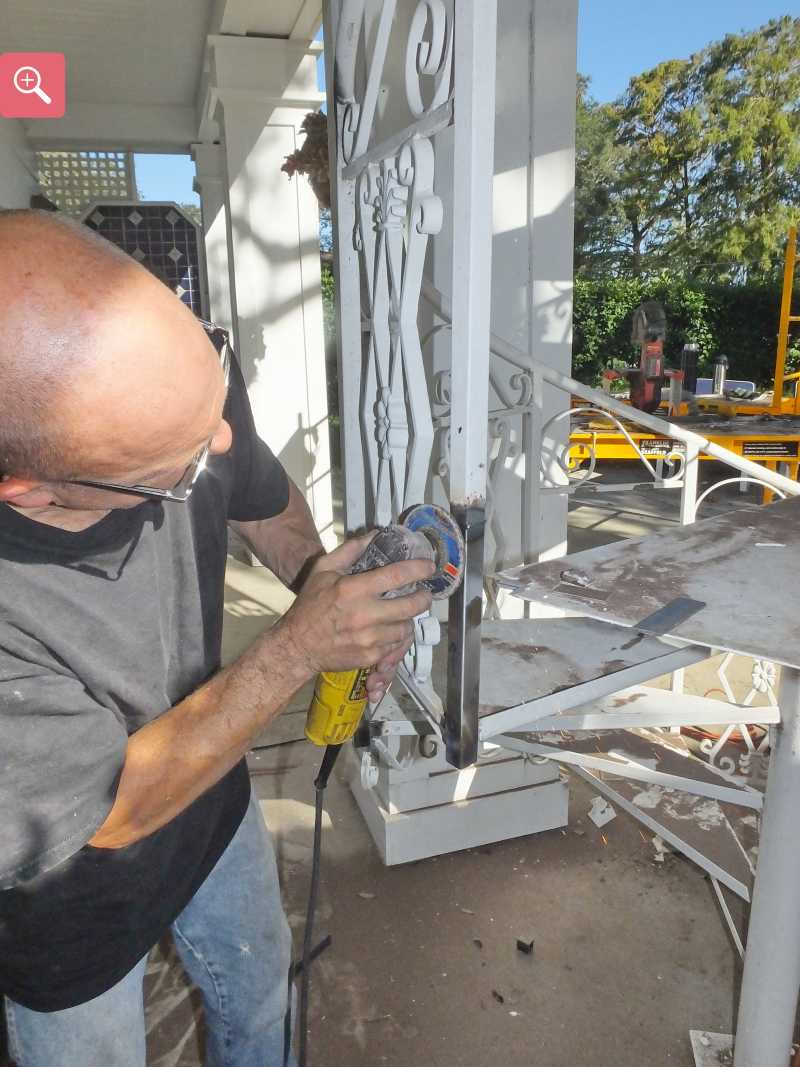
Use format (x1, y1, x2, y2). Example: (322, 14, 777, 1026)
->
(566, 227, 800, 500)
(693, 225, 800, 417)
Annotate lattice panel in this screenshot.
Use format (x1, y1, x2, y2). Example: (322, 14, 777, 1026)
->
(83, 203, 205, 317)
(36, 151, 136, 217)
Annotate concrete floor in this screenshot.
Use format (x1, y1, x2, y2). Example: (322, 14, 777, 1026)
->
(251, 740, 740, 1067)
(140, 464, 769, 1066)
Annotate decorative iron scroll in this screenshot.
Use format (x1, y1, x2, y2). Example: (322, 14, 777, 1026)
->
(334, 2, 455, 525)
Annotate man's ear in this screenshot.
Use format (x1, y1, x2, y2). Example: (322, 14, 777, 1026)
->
(0, 475, 49, 502)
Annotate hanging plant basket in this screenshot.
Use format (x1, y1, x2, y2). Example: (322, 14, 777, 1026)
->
(281, 111, 331, 209)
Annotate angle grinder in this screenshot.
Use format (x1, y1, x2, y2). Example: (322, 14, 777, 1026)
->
(304, 502, 465, 755)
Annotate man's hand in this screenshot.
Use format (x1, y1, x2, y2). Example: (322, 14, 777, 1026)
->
(276, 534, 434, 693)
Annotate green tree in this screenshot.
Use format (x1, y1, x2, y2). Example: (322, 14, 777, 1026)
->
(576, 71, 690, 278)
(696, 16, 800, 279)
(574, 17, 800, 281)
(616, 58, 708, 272)
(574, 77, 625, 276)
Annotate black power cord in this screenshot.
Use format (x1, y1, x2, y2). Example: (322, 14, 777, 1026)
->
(294, 744, 341, 1067)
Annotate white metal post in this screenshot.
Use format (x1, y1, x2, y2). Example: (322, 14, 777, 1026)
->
(324, 0, 368, 533)
(447, 0, 497, 508)
(672, 441, 700, 704)
(445, 0, 498, 768)
(734, 667, 800, 1066)
(680, 442, 699, 526)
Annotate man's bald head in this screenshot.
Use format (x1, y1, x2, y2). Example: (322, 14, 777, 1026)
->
(0, 209, 225, 486)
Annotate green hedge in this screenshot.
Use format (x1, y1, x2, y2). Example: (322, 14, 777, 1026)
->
(573, 275, 796, 388)
(322, 262, 795, 395)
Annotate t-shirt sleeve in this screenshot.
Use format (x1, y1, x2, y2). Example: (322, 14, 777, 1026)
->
(0, 659, 128, 888)
(223, 354, 291, 522)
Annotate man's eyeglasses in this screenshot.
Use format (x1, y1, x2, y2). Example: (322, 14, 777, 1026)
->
(65, 320, 232, 503)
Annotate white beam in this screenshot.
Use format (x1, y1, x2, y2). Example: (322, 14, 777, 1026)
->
(495, 735, 762, 812)
(513, 684, 781, 734)
(199, 35, 324, 139)
(448, 0, 497, 506)
(26, 103, 197, 153)
(191, 143, 233, 332)
(209, 35, 322, 99)
(212, 0, 320, 37)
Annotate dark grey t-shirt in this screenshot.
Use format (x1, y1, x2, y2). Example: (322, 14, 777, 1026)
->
(0, 359, 290, 1010)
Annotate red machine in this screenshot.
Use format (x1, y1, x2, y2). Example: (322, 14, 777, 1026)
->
(602, 301, 671, 414)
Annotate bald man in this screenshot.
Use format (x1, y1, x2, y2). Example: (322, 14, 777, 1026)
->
(0, 210, 431, 1067)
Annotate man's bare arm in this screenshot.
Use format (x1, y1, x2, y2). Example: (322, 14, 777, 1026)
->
(89, 538, 434, 850)
(229, 479, 324, 591)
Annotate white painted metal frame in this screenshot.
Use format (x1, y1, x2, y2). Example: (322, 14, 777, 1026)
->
(475, 644, 709, 738)
(326, 0, 498, 766)
(328, 0, 491, 528)
(494, 734, 762, 812)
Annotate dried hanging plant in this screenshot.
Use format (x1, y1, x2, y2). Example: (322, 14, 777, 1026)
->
(281, 111, 331, 209)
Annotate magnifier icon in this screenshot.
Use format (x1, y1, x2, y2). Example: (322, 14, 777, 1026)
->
(12, 66, 52, 105)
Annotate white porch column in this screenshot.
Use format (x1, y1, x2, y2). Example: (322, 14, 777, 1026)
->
(191, 142, 233, 333)
(489, 0, 578, 578)
(529, 0, 578, 563)
(208, 36, 334, 545)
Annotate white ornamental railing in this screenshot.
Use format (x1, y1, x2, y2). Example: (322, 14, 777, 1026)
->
(422, 276, 800, 539)
(325, 0, 498, 766)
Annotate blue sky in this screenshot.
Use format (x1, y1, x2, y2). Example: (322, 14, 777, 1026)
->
(580, 0, 800, 101)
(135, 3, 800, 202)
(134, 153, 199, 206)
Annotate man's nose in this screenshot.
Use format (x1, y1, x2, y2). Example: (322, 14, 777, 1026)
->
(210, 419, 233, 456)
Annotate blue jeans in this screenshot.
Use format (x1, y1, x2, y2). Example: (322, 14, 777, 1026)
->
(4, 792, 298, 1067)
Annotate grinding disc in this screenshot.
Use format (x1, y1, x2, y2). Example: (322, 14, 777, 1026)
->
(401, 503, 465, 600)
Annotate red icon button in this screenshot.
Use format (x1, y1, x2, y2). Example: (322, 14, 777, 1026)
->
(0, 53, 65, 118)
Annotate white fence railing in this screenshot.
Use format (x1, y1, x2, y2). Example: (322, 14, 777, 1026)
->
(422, 278, 800, 543)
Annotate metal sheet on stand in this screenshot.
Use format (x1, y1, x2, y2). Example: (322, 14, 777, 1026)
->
(497, 497, 800, 669)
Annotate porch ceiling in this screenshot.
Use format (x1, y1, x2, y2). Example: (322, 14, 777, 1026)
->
(1, 1, 214, 107)
(2, 0, 322, 149)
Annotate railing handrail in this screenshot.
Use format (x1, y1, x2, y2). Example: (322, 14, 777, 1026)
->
(422, 277, 800, 500)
